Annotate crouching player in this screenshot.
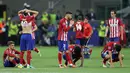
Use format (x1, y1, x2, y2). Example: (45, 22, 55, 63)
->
(63, 45, 82, 67)
(101, 42, 124, 68)
(3, 41, 25, 67)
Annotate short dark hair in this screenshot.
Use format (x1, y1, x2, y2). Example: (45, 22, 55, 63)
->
(7, 41, 15, 46)
(115, 44, 121, 52)
(65, 11, 72, 14)
(111, 10, 116, 14)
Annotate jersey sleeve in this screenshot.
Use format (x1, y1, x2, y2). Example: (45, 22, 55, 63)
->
(118, 18, 123, 26)
(32, 21, 36, 27)
(107, 19, 110, 27)
(19, 14, 24, 21)
(14, 49, 20, 54)
(5, 50, 16, 57)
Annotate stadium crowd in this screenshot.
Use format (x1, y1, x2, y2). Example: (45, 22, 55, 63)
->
(0, 8, 129, 47)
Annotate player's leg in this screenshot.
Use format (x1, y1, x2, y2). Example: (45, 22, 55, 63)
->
(64, 41, 76, 68)
(72, 54, 80, 65)
(32, 39, 41, 56)
(80, 38, 86, 67)
(63, 54, 68, 67)
(26, 34, 33, 68)
(112, 54, 124, 63)
(18, 34, 26, 68)
(101, 51, 110, 67)
(58, 41, 64, 68)
(4, 57, 16, 67)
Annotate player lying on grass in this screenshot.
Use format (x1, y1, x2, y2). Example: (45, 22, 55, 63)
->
(101, 42, 124, 68)
(3, 41, 26, 67)
(63, 45, 82, 67)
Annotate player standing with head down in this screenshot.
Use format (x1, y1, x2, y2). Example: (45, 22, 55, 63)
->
(57, 11, 76, 68)
(105, 10, 123, 43)
(18, 8, 38, 68)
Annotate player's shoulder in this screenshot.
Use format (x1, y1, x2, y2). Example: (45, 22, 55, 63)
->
(60, 18, 65, 22)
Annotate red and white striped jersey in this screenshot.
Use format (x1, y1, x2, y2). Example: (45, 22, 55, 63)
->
(58, 18, 71, 41)
(108, 18, 122, 38)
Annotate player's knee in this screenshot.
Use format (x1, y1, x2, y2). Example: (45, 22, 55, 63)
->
(9, 57, 15, 61)
(121, 54, 124, 60)
(105, 55, 110, 59)
(58, 51, 63, 54)
(66, 50, 70, 53)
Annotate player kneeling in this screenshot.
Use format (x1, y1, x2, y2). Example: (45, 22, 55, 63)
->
(101, 42, 124, 68)
(63, 45, 82, 67)
(3, 41, 23, 67)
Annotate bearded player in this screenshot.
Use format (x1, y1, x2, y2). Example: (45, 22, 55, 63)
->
(57, 11, 76, 68)
(3, 41, 26, 67)
(105, 10, 123, 43)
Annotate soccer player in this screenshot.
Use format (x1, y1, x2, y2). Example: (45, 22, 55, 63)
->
(105, 10, 123, 43)
(57, 11, 75, 68)
(74, 17, 84, 67)
(101, 42, 124, 68)
(22, 3, 41, 56)
(63, 45, 82, 67)
(3, 41, 23, 67)
(18, 9, 38, 68)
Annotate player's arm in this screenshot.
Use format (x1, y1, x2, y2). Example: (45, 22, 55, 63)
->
(119, 19, 124, 40)
(105, 26, 109, 37)
(120, 26, 123, 40)
(108, 51, 114, 67)
(18, 9, 27, 16)
(14, 49, 20, 54)
(62, 20, 74, 32)
(88, 24, 93, 38)
(80, 52, 84, 67)
(26, 10, 39, 17)
(32, 25, 38, 32)
(118, 52, 124, 67)
(6, 51, 16, 58)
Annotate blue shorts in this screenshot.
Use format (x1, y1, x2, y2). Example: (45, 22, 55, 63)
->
(101, 51, 108, 58)
(109, 37, 120, 42)
(58, 41, 68, 51)
(112, 54, 118, 59)
(31, 39, 35, 50)
(20, 34, 33, 51)
(75, 38, 84, 46)
(4, 58, 20, 67)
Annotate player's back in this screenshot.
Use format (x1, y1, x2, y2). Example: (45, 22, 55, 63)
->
(20, 15, 35, 34)
(83, 22, 92, 38)
(102, 42, 114, 53)
(74, 20, 84, 38)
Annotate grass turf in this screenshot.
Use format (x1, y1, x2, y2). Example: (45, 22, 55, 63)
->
(0, 46, 129, 73)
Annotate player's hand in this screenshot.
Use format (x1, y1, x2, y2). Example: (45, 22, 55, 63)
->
(69, 20, 74, 27)
(110, 64, 114, 68)
(19, 31, 22, 34)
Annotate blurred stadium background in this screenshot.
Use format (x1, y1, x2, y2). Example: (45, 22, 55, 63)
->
(0, 0, 130, 47)
(0, 0, 130, 73)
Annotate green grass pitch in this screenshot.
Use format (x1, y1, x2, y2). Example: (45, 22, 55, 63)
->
(0, 46, 129, 73)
